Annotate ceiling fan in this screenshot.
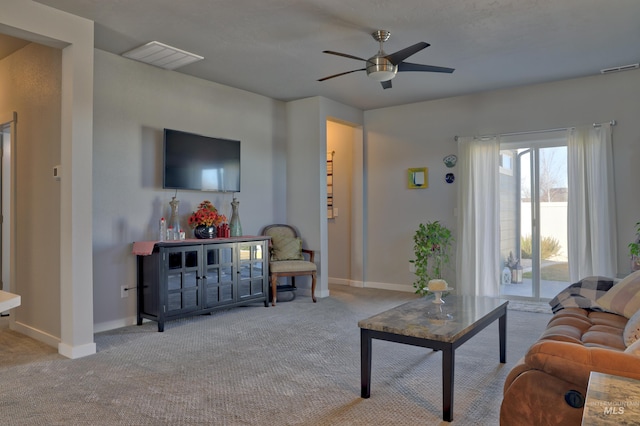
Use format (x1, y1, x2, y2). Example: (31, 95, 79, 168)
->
(318, 30, 454, 89)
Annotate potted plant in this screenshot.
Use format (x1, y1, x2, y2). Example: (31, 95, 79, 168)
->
(629, 222, 640, 271)
(409, 221, 454, 296)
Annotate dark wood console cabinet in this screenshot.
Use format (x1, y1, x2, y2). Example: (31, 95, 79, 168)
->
(136, 237, 269, 331)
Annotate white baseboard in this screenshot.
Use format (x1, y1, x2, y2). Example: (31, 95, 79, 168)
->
(11, 320, 60, 350)
(12, 320, 98, 359)
(328, 278, 415, 293)
(328, 278, 363, 287)
(363, 281, 416, 293)
(93, 316, 140, 334)
(58, 341, 96, 359)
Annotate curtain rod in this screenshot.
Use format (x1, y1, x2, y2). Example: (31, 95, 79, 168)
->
(454, 120, 616, 142)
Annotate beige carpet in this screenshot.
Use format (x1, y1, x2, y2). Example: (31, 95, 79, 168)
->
(0, 285, 551, 425)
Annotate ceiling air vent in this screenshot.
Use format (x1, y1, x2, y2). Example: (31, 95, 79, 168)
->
(600, 63, 639, 74)
(122, 41, 203, 70)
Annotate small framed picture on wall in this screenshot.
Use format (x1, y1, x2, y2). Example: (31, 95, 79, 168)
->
(408, 167, 428, 189)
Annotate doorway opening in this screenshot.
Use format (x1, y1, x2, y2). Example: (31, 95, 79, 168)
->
(326, 119, 363, 288)
(0, 112, 16, 315)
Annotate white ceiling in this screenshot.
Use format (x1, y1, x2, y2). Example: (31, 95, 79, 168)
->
(28, 0, 640, 110)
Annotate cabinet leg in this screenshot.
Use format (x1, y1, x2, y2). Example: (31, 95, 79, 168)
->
(158, 322, 164, 332)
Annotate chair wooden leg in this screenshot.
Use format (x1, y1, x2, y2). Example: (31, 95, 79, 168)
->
(271, 274, 278, 306)
(311, 272, 317, 303)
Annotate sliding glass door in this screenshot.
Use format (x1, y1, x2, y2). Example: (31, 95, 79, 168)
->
(499, 134, 570, 301)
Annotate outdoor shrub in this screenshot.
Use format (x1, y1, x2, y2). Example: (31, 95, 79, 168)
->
(520, 234, 562, 260)
(521, 235, 532, 259)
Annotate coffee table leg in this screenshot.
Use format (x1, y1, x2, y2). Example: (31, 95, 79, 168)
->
(442, 345, 454, 422)
(499, 310, 507, 363)
(361, 329, 372, 398)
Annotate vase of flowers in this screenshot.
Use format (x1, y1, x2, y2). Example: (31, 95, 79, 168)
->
(188, 200, 227, 239)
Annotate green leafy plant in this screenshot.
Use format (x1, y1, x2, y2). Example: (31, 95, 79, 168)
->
(409, 221, 453, 296)
(629, 222, 640, 270)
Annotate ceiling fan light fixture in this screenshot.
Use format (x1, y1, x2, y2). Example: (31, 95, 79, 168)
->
(319, 30, 453, 88)
(366, 57, 397, 81)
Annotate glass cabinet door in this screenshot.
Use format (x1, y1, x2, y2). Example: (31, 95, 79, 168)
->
(164, 246, 201, 314)
(237, 242, 266, 300)
(202, 244, 235, 307)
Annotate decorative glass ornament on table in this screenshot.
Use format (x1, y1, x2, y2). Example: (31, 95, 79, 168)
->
(229, 196, 242, 237)
(168, 196, 180, 240)
(193, 224, 217, 239)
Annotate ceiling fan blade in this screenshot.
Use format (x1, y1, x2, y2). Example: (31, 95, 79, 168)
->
(380, 80, 392, 90)
(398, 62, 455, 73)
(318, 68, 366, 82)
(385, 42, 430, 65)
(322, 50, 367, 62)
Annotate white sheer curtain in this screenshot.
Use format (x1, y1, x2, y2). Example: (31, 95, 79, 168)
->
(567, 123, 617, 282)
(456, 136, 501, 296)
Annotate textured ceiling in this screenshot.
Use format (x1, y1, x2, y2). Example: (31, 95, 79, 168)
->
(27, 0, 640, 110)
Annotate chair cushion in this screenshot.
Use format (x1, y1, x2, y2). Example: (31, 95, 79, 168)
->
(270, 260, 316, 273)
(596, 270, 640, 318)
(270, 235, 304, 261)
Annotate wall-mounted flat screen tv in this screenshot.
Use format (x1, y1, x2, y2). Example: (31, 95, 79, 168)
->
(163, 129, 241, 192)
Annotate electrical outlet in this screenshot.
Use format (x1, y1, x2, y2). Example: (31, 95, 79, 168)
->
(409, 263, 416, 273)
(121, 285, 128, 298)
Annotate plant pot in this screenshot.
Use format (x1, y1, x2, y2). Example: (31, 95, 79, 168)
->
(194, 225, 217, 239)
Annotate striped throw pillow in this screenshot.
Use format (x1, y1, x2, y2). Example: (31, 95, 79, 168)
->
(596, 270, 640, 318)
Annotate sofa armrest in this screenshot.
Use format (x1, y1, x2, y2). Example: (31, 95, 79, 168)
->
(526, 340, 640, 388)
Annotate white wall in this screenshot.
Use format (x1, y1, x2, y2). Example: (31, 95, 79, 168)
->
(364, 68, 640, 291)
(92, 49, 287, 331)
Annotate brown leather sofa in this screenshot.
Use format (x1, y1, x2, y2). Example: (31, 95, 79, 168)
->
(500, 307, 640, 425)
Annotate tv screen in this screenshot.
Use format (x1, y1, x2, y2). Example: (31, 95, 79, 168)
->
(163, 129, 241, 192)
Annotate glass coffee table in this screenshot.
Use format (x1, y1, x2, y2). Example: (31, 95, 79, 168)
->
(358, 294, 508, 422)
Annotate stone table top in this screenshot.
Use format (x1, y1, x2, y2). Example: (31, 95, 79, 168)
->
(582, 372, 640, 424)
(358, 294, 508, 343)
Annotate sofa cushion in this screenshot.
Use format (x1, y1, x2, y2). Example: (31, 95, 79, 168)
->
(624, 308, 640, 346)
(596, 270, 640, 318)
(539, 308, 626, 351)
(582, 326, 625, 349)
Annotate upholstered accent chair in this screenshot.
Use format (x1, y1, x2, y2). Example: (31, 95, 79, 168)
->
(261, 224, 317, 306)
